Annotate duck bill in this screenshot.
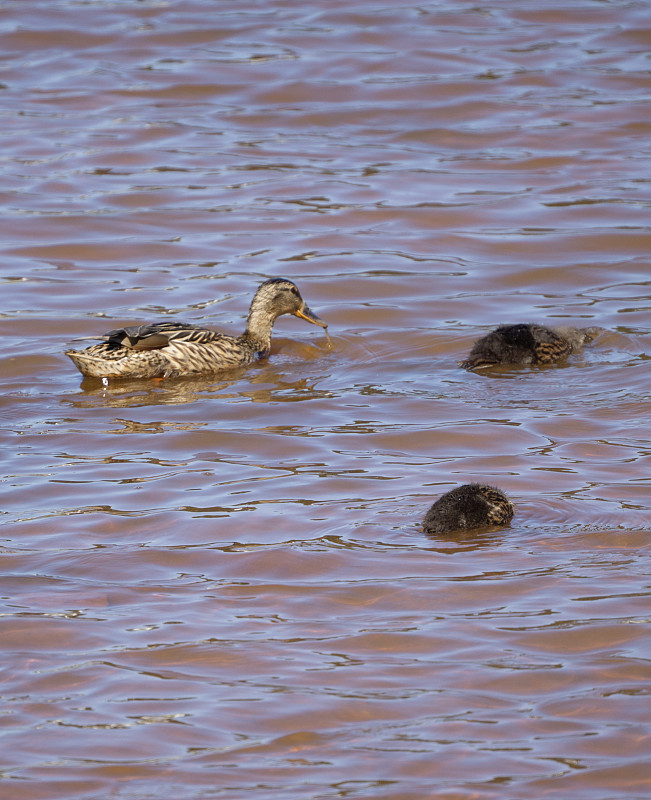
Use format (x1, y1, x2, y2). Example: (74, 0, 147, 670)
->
(295, 305, 327, 329)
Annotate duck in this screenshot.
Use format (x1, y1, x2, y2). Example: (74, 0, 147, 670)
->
(65, 277, 328, 379)
(423, 484, 514, 535)
(460, 323, 599, 371)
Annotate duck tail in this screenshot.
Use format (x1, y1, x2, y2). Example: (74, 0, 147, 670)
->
(65, 349, 108, 377)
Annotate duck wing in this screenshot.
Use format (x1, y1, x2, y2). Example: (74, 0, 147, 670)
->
(105, 321, 223, 351)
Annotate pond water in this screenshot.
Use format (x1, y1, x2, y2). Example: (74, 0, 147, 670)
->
(1, 2, 650, 799)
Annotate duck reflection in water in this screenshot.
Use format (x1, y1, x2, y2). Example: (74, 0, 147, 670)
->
(423, 484, 514, 535)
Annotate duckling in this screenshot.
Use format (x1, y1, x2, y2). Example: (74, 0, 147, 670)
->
(460, 323, 598, 371)
(423, 484, 513, 535)
(66, 278, 328, 379)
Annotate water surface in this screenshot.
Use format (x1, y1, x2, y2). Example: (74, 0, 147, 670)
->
(1, 2, 650, 799)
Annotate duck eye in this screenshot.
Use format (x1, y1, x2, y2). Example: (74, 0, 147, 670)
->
(290, 287, 299, 296)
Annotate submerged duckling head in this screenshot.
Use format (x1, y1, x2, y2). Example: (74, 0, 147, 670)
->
(551, 325, 601, 350)
(423, 483, 514, 535)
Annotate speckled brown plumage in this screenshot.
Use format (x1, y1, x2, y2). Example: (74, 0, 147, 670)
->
(423, 484, 514, 535)
(66, 278, 327, 379)
(460, 323, 598, 371)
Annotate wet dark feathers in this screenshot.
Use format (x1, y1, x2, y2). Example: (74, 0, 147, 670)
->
(423, 484, 514, 535)
(461, 324, 581, 370)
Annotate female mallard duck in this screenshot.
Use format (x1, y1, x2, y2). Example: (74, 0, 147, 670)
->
(423, 484, 514, 535)
(460, 323, 598, 371)
(66, 277, 328, 379)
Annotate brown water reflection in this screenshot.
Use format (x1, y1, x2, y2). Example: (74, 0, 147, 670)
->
(2, 1, 651, 799)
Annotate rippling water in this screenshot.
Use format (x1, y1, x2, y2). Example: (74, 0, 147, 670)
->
(2, 2, 650, 798)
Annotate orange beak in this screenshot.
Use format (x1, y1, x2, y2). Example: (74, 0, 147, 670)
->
(295, 305, 328, 329)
